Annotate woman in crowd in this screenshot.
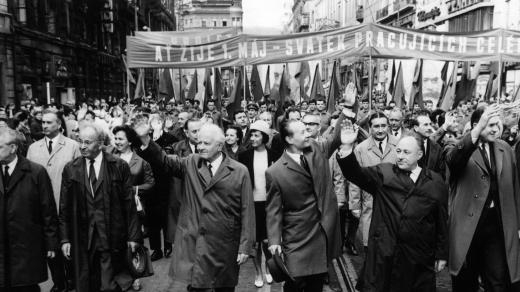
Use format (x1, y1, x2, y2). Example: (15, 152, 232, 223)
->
(238, 120, 274, 288)
(224, 125, 244, 160)
(112, 125, 155, 291)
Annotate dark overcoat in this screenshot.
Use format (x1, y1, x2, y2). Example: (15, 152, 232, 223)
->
(337, 153, 448, 292)
(140, 142, 255, 289)
(0, 156, 58, 287)
(446, 133, 520, 282)
(265, 115, 344, 277)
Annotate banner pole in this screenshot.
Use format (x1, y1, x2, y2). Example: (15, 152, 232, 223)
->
(497, 57, 502, 105)
(243, 63, 247, 111)
(178, 68, 182, 102)
(368, 55, 373, 113)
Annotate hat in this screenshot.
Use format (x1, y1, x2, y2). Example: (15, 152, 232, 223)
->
(249, 120, 271, 136)
(126, 245, 154, 278)
(246, 102, 259, 111)
(266, 253, 295, 283)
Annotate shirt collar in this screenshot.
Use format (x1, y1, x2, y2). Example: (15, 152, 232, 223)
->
(208, 152, 223, 169)
(88, 151, 103, 163)
(285, 150, 303, 165)
(5, 155, 18, 173)
(45, 134, 61, 145)
(410, 165, 422, 177)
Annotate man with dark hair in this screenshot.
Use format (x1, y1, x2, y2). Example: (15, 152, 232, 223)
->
(448, 104, 520, 291)
(308, 99, 317, 113)
(411, 110, 445, 176)
(265, 108, 350, 292)
(27, 110, 81, 292)
(350, 111, 398, 252)
(234, 111, 249, 144)
(337, 126, 448, 292)
(270, 108, 302, 161)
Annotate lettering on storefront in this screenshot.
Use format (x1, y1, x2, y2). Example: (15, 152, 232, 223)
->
(417, 7, 441, 22)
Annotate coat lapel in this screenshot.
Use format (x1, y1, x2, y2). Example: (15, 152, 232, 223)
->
(205, 155, 232, 191)
(281, 152, 310, 178)
(472, 149, 489, 175)
(368, 138, 383, 159)
(493, 142, 504, 178)
(48, 135, 65, 161)
(6, 157, 31, 195)
(129, 152, 139, 169)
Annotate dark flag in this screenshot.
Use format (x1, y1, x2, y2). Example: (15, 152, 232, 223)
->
(264, 65, 271, 97)
(437, 61, 449, 108)
(388, 60, 396, 96)
(187, 70, 198, 100)
(245, 68, 252, 102)
(227, 69, 242, 119)
(454, 61, 471, 107)
(275, 65, 289, 119)
(392, 62, 406, 108)
(484, 62, 499, 101)
(327, 61, 340, 114)
(250, 65, 264, 101)
(297, 61, 311, 101)
(214, 68, 223, 110)
(310, 64, 326, 99)
(203, 68, 213, 112)
(409, 59, 423, 109)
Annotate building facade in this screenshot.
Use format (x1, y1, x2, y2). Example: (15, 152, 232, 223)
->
(176, 0, 242, 32)
(0, 0, 175, 106)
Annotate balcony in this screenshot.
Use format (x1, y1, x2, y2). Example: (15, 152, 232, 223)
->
(448, 0, 491, 14)
(376, 6, 388, 19)
(377, 0, 416, 22)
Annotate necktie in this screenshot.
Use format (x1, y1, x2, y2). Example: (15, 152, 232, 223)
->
(394, 131, 398, 136)
(48, 140, 53, 154)
(300, 155, 310, 174)
(379, 141, 384, 154)
(3, 165, 9, 186)
(207, 162, 213, 177)
(480, 144, 491, 167)
(89, 159, 97, 188)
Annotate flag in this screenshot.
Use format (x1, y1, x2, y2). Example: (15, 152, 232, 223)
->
(297, 61, 311, 101)
(454, 61, 471, 107)
(187, 70, 198, 100)
(275, 66, 289, 119)
(466, 61, 481, 102)
(327, 61, 340, 114)
(264, 66, 271, 97)
(214, 68, 223, 110)
(250, 65, 264, 101)
(353, 64, 362, 96)
(133, 69, 145, 100)
(159, 68, 175, 99)
(484, 62, 499, 101)
(122, 55, 135, 84)
(440, 64, 457, 111)
(513, 84, 520, 102)
(437, 61, 449, 107)
(310, 64, 326, 100)
(388, 60, 396, 96)
(245, 69, 252, 101)
(409, 59, 423, 109)
(177, 70, 188, 103)
(203, 68, 213, 112)
(227, 69, 243, 118)
(392, 62, 406, 108)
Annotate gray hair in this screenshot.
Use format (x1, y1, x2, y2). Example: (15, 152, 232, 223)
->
(78, 121, 105, 142)
(199, 123, 225, 144)
(0, 127, 23, 148)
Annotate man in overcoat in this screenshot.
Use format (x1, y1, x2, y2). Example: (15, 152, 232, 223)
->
(337, 125, 448, 292)
(411, 111, 446, 177)
(59, 123, 141, 292)
(27, 109, 80, 292)
(265, 109, 348, 291)
(137, 123, 255, 292)
(447, 104, 520, 291)
(349, 111, 398, 250)
(0, 127, 58, 292)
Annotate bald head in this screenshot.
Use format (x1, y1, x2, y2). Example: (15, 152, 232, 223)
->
(395, 135, 423, 171)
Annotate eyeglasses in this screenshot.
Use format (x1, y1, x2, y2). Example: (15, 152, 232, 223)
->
(303, 122, 320, 126)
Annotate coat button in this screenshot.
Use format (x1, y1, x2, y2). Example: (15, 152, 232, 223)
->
(481, 175, 487, 180)
(469, 213, 474, 217)
(474, 194, 479, 198)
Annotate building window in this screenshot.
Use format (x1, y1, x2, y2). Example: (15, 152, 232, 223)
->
(0, 0, 8, 13)
(213, 20, 217, 27)
(222, 20, 227, 27)
(16, 0, 27, 24)
(202, 19, 206, 27)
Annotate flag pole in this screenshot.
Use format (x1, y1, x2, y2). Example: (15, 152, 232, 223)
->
(243, 63, 247, 111)
(497, 57, 502, 105)
(368, 54, 373, 112)
(178, 68, 182, 102)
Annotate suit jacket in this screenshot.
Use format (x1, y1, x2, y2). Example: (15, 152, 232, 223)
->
(265, 113, 345, 277)
(337, 153, 448, 292)
(139, 142, 255, 288)
(59, 152, 142, 251)
(446, 133, 520, 282)
(238, 148, 275, 190)
(0, 156, 58, 287)
(27, 134, 81, 208)
(420, 138, 446, 178)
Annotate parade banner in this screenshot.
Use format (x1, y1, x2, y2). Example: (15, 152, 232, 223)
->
(127, 23, 520, 68)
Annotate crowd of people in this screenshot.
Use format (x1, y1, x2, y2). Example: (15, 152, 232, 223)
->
(1, 91, 520, 292)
